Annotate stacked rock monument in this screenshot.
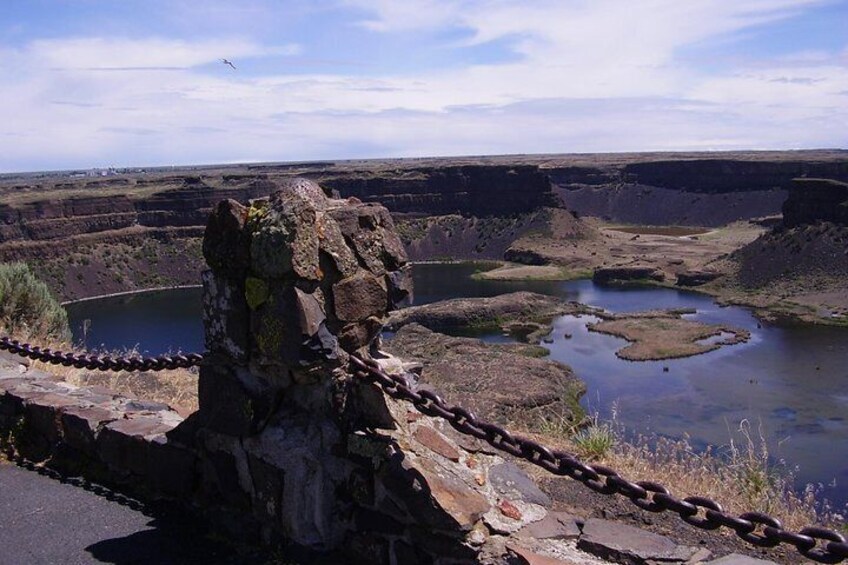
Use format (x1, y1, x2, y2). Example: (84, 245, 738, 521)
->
(179, 178, 581, 563)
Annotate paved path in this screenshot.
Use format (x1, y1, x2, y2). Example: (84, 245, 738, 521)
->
(0, 461, 266, 565)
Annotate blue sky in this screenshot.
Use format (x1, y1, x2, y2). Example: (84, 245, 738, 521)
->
(1, 0, 846, 172)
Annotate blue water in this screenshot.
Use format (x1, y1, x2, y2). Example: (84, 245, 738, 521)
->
(66, 288, 205, 355)
(65, 263, 848, 507)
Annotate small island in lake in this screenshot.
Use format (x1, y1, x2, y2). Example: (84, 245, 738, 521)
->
(587, 310, 750, 361)
(387, 291, 751, 362)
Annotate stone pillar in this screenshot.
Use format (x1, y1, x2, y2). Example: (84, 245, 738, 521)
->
(180, 179, 556, 563)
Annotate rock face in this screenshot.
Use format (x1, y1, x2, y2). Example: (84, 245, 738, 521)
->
(0, 166, 556, 248)
(782, 178, 848, 227)
(318, 165, 557, 216)
(676, 270, 721, 287)
(385, 291, 589, 338)
(593, 266, 664, 284)
(5, 152, 847, 303)
(0, 165, 560, 300)
(551, 154, 848, 226)
(0, 178, 276, 245)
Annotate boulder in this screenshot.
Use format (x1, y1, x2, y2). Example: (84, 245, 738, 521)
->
(593, 266, 664, 284)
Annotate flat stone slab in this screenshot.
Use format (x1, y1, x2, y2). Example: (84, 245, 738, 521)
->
(578, 518, 706, 564)
(508, 544, 583, 565)
(490, 461, 552, 508)
(704, 554, 778, 565)
(518, 511, 581, 540)
(413, 425, 460, 462)
(105, 416, 176, 439)
(483, 499, 547, 534)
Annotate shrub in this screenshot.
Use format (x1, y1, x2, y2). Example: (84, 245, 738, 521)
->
(572, 422, 616, 460)
(0, 262, 70, 342)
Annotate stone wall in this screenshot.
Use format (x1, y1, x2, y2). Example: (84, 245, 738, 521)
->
(0, 358, 730, 565)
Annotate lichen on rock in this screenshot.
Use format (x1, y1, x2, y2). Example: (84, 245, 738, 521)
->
(201, 176, 411, 405)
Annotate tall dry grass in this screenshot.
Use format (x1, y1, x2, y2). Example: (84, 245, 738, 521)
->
(30, 348, 199, 414)
(528, 409, 845, 534)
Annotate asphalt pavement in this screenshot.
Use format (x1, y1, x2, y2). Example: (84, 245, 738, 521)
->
(0, 461, 268, 565)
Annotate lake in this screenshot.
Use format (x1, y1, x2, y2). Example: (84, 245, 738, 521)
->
(65, 263, 848, 507)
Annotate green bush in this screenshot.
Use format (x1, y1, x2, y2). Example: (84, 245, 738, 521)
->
(572, 422, 616, 461)
(0, 262, 70, 342)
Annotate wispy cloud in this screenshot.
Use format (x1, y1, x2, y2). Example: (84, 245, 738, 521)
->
(27, 37, 300, 70)
(0, 1, 845, 171)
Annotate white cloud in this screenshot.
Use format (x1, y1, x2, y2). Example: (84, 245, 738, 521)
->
(0, 1, 845, 171)
(26, 37, 300, 70)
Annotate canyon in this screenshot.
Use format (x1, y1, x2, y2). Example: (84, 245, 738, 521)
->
(0, 150, 846, 314)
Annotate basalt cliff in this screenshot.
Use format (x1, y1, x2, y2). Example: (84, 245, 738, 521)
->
(546, 151, 848, 226)
(1, 150, 846, 302)
(714, 177, 848, 320)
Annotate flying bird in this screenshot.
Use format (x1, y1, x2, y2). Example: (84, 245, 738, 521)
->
(221, 58, 236, 70)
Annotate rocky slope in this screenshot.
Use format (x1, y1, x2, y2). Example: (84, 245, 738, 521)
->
(706, 178, 848, 321)
(384, 323, 586, 427)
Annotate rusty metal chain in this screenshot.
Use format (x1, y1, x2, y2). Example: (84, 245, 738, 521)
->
(1, 331, 844, 562)
(0, 336, 204, 371)
(349, 355, 848, 564)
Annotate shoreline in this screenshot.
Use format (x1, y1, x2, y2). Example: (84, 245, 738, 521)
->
(60, 284, 202, 306)
(58, 260, 847, 328)
(473, 260, 848, 327)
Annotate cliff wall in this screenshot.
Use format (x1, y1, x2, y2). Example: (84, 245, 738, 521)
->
(0, 179, 276, 245)
(782, 178, 848, 227)
(0, 166, 554, 247)
(2, 152, 847, 300)
(316, 164, 556, 216)
(549, 156, 848, 226)
(4, 154, 847, 248)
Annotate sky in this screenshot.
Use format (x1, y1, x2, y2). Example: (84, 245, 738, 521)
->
(1, 0, 846, 172)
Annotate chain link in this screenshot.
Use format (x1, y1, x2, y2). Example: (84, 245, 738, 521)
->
(350, 354, 847, 564)
(0, 336, 204, 371)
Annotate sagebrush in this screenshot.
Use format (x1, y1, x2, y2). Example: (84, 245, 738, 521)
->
(0, 262, 70, 341)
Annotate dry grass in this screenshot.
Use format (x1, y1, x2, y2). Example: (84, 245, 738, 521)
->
(59, 366, 199, 414)
(608, 226, 712, 237)
(525, 411, 845, 533)
(28, 343, 199, 414)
